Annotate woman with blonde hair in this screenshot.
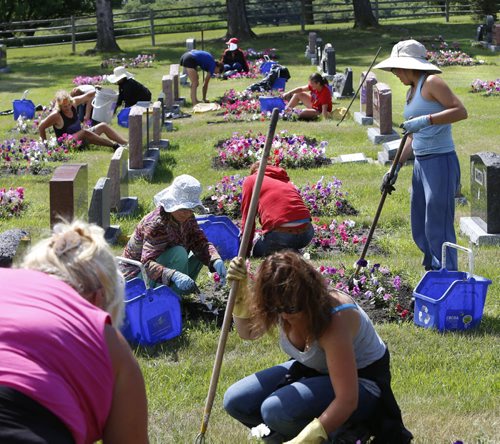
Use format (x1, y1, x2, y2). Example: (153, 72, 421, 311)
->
(224, 251, 412, 443)
(0, 220, 148, 444)
(39, 90, 127, 150)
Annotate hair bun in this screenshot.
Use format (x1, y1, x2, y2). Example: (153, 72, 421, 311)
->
(52, 230, 81, 257)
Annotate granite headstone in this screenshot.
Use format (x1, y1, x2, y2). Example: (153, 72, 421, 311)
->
(128, 105, 145, 169)
(49, 164, 88, 227)
(108, 146, 129, 211)
(0, 229, 30, 267)
(372, 83, 393, 134)
(170, 64, 180, 101)
(162, 75, 174, 110)
(186, 38, 196, 51)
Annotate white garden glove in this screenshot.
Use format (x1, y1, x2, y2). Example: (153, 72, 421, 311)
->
(402, 115, 431, 133)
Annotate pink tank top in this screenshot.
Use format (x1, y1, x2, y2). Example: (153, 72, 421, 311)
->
(0, 268, 115, 444)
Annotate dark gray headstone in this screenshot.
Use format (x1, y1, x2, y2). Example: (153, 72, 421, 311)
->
(470, 152, 500, 233)
(49, 164, 88, 228)
(107, 146, 129, 212)
(0, 229, 29, 268)
(332, 68, 354, 98)
(325, 46, 336, 75)
(485, 15, 494, 43)
(0, 45, 7, 72)
(88, 177, 110, 229)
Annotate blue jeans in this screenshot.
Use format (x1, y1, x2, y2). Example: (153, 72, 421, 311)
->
(223, 360, 379, 442)
(224, 62, 243, 72)
(252, 223, 314, 257)
(411, 151, 460, 271)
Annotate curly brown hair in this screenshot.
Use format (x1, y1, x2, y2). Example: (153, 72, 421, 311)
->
(251, 251, 333, 339)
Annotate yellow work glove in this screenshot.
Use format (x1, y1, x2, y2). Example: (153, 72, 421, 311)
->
(284, 418, 328, 444)
(227, 257, 251, 319)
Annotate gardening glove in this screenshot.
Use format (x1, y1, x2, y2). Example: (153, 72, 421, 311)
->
(171, 271, 198, 294)
(380, 162, 402, 195)
(227, 257, 251, 319)
(401, 115, 431, 134)
(213, 259, 227, 285)
(284, 418, 328, 444)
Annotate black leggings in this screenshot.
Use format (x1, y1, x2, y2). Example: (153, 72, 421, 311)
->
(0, 386, 75, 443)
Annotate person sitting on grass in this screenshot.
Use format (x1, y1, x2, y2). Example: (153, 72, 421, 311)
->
(39, 90, 127, 150)
(283, 73, 332, 120)
(119, 174, 227, 296)
(223, 251, 413, 444)
(220, 38, 249, 75)
(0, 220, 148, 444)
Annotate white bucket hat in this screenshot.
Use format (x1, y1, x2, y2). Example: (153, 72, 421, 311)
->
(374, 39, 442, 74)
(153, 175, 207, 214)
(107, 66, 134, 83)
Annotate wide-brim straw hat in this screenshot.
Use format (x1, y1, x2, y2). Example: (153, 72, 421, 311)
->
(107, 66, 134, 83)
(374, 39, 442, 74)
(153, 174, 207, 214)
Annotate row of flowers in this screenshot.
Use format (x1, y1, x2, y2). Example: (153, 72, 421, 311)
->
(0, 187, 26, 218)
(100, 54, 155, 69)
(244, 48, 278, 60)
(471, 78, 500, 96)
(206, 175, 354, 219)
(215, 130, 328, 169)
(1, 135, 80, 175)
(72, 75, 107, 86)
(426, 49, 483, 67)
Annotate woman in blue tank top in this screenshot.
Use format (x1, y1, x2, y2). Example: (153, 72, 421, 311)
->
(375, 40, 467, 271)
(223, 251, 412, 443)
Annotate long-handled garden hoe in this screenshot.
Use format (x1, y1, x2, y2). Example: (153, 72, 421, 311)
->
(195, 108, 281, 444)
(351, 131, 410, 281)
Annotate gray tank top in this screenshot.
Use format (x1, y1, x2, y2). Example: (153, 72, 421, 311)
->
(279, 302, 386, 397)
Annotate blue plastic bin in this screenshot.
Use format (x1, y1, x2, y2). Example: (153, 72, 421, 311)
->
(13, 99, 35, 120)
(118, 257, 182, 345)
(117, 107, 131, 128)
(259, 96, 286, 113)
(196, 215, 240, 260)
(271, 77, 287, 90)
(413, 243, 491, 332)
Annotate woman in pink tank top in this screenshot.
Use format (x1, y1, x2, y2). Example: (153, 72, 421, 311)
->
(0, 220, 148, 444)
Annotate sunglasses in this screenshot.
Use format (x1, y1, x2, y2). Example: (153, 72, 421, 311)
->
(268, 305, 302, 314)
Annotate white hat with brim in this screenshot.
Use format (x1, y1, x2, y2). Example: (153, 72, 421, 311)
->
(374, 39, 442, 74)
(153, 174, 207, 214)
(107, 66, 134, 83)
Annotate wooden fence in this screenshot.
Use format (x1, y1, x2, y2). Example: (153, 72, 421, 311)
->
(0, 0, 497, 49)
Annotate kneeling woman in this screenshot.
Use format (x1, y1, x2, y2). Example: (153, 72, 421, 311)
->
(283, 73, 332, 120)
(224, 252, 412, 443)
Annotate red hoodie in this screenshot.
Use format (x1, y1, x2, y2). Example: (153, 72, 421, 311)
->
(241, 165, 311, 252)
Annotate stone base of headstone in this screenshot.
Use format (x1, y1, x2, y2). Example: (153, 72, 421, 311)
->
(382, 139, 415, 161)
(488, 44, 500, 52)
(149, 139, 170, 149)
(354, 112, 373, 126)
(104, 226, 122, 245)
(128, 147, 160, 181)
(377, 150, 414, 166)
(335, 153, 369, 164)
(367, 127, 400, 145)
(175, 97, 186, 107)
(165, 120, 174, 132)
(311, 57, 317, 65)
(0, 229, 30, 268)
(180, 74, 189, 86)
(117, 197, 139, 218)
(460, 217, 500, 246)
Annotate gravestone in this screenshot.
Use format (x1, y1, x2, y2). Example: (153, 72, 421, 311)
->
(491, 24, 500, 50)
(307, 32, 317, 59)
(325, 46, 336, 76)
(49, 164, 88, 228)
(315, 37, 324, 66)
(186, 38, 196, 51)
(107, 147, 139, 217)
(170, 64, 180, 101)
(0, 45, 8, 73)
(338, 153, 368, 163)
(128, 105, 145, 169)
(162, 75, 174, 110)
(88, 177, 121, 244)
(0, 229, 30, 267)
(484, 15, 494, 44)
(377, 138, 414, 166)
(460, 152, 500, 245)
(368, 83, 399, 144)
(354, 72, 377, 125)
(151, 101, 169, 149)
(332, 68, 354, 99)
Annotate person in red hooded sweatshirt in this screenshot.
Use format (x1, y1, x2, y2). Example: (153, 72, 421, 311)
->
(241, 162, 314, 257)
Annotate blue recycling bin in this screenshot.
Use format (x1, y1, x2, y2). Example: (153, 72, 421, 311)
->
(196, 215, 240, 260)
(13, 100, 35, 120)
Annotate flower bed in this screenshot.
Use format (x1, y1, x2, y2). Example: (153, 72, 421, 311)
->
(1, 137, 74, 175)
(0, 187, 26, 218)
(72, 75, 106, 86)
(306, 218, 366, 254)
(100, 54, 155, 70)
(213, 130, 330, 169)
(471, 79, 500, 96)
(244, 48, 278, 60)
(318, 263, 413, 323)
(203, 175, 356, 219)
(427, 49, 483, 67)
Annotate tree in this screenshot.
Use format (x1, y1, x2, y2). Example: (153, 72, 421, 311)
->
(352, 0, 378, 28)
(226, 0, 255, 39)
(95, 0, 121, 52)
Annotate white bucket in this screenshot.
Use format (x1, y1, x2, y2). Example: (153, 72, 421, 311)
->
(91, 88, 118, 124)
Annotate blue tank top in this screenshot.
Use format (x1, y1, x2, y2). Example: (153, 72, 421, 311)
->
(191, 50, 216, 75)
(404, 75, 454, 156)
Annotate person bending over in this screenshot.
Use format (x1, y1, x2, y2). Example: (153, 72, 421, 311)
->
(120, 174, 227, 295)
(39, 90, 127, 150)
(0, 220, 148, 444)
(224, 251, 412, 443)
(179, 50, 224, 106)
(283, 73, 332, 120)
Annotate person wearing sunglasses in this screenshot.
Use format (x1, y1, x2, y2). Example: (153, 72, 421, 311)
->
(223, 252, 412, 443)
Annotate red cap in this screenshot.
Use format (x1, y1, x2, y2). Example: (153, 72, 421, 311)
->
(226, 38, 239, 45)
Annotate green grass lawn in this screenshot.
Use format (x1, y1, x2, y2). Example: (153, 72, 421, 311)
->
(1, 16, 499, 443)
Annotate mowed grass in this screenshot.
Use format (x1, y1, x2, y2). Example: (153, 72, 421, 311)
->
(1, 15, 499, 443)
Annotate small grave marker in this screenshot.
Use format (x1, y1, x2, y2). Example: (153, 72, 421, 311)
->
(368, 83, 399, 144)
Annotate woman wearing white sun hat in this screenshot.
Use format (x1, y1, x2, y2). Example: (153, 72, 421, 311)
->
(120, 175, 227, 295)
(107, 66, 151, 112)
(375, 39, 467, 272)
